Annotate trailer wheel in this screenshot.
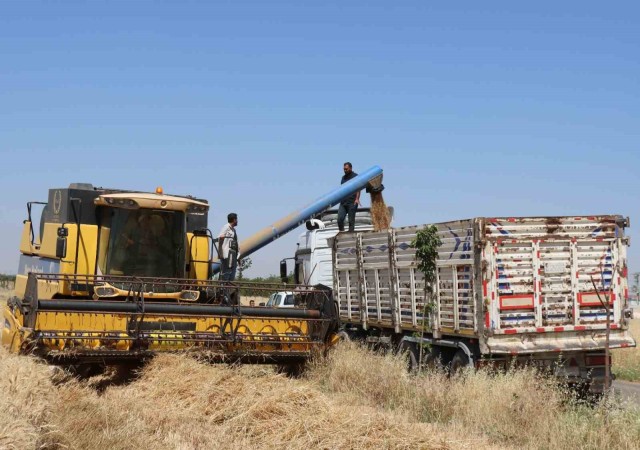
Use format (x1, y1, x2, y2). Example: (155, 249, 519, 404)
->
(450, 349, 471, 376)
(337, 330, 351, 342)
(399, 341, 419, 373)
(570, 382, 605, 405)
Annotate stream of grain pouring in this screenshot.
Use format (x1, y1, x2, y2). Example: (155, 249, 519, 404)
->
(370, 191, 391, 231)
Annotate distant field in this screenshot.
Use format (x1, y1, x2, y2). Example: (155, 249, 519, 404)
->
(613, 319, 640, 382)
(0, 287, 12, 307)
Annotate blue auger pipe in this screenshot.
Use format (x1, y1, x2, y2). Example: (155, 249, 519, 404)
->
(212, 165, 384, 274)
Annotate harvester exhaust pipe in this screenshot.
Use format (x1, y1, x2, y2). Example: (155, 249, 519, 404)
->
(212, 165, 384, 273)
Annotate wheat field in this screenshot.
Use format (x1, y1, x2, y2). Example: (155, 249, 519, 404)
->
(1, 344, 640, 449)
(0, 287, 10, 306)
(1, 285, 640, 450)
(613, 319, 640, 382)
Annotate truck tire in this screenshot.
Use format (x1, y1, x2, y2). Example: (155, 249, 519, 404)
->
(571, 382, 605, 405)
(399, 341, 419, 373)
(450, 349, 471, 375)
(337, 330, 351, 342)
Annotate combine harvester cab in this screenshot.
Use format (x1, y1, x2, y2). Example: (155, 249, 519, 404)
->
(2, 183, 339, 370)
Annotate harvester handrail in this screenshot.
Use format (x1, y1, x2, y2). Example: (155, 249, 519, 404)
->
(29, 273, 321, 294)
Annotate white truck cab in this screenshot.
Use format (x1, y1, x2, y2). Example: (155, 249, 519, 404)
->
(266, 291, 295, 308)
(291, 207, 392, 287)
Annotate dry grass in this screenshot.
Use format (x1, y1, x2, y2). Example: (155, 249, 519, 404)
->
(613, 319, 640, 381)
(313, 343, 640, 450)
(1, 310, 640, 449)
(0, 286, 12, 307)
(0, 346, 57, 449)
(0, 346, 472, 450)
(47, 356, 460, 450)
(1, 342, 640, 450)
(315, 347, 640, 449)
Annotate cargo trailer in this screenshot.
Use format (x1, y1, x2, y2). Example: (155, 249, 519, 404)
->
(329, 216, 634, 392)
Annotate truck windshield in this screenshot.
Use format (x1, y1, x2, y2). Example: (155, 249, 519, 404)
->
(266, 293, 294, 307)
(266, 293, 279, 307)
(98, 208, 185, 279)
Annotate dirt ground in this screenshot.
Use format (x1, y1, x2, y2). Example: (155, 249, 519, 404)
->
(240, 295, 269, 306)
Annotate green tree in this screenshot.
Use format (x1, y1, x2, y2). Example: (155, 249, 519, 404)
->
(411, 225, 442, 369)
(411, 225, 442, 311)
(237, 258, 253, 280)
(632, 272, 640, 304)
(0, 274, 16, 289)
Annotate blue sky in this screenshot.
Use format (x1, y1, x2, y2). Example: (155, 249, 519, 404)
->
(0, 1, 638, 278)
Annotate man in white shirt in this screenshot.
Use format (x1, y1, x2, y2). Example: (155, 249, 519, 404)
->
(218, 213, 239, 281)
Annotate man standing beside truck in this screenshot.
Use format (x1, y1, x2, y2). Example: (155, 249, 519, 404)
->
(338, 162, 361, 232)
(218, 213, 239, 281)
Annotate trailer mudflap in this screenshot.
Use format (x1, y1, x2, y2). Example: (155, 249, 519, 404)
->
(483, 329, 635, 355)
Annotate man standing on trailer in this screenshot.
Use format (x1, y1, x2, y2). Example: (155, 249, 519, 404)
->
(338, 162, 360, 232)
(218, 213, 239, 281)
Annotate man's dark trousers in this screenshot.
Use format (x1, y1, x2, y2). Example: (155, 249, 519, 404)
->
(338, 202, 357, 232)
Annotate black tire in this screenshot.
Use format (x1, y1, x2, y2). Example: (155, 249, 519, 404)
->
(422, 346, 445, 371)
(569, 382, 605, 405)
(450, 349, 471, 376)
(399, 341, 420, 373)
(91, 361, 146, 393)
(276, 362, 305, 378)
(336, 330, 351, 342)
(67, 363, 106, 379)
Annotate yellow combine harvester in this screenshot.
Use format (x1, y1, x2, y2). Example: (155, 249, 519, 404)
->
(2, 183, 340, 373)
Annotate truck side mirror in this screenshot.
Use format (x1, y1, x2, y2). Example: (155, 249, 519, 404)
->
(56, 226, 68, 259)
(280, 260, 288, 283)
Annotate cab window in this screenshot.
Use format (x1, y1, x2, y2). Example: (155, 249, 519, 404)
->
(98, 208, 185, 278)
